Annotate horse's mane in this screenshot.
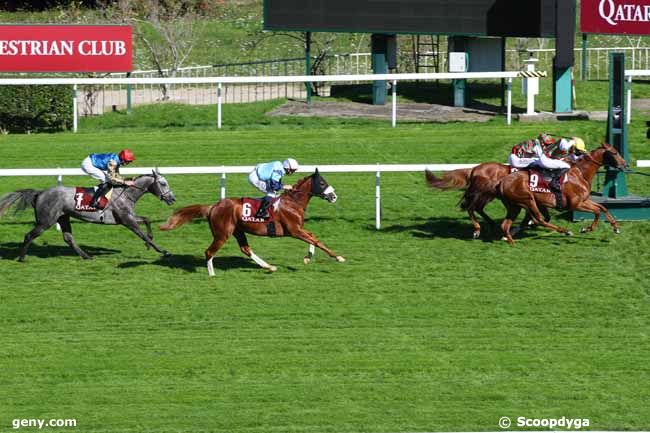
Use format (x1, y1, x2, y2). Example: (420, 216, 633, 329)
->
(284, 173, 314, 200)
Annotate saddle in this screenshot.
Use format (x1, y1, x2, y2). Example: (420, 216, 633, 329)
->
(74, 186, 113, 211)
(241, 197, 278, 223)
(526, 167, 569, 209)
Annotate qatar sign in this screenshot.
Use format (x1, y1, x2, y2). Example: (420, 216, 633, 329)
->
(581, 0, 650, 35)
(0, 25, 132, 72)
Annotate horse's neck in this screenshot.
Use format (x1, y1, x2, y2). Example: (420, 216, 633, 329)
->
(123, 177, 152, 201)
(286, 180, 312, 209)
(576, 151, 604, 184)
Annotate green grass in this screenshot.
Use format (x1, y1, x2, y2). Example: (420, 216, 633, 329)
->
(1, 110, 650, 433)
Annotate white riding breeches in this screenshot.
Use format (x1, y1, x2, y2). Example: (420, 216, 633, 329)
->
(81, 157, 109, 182)
(536, 153, 571, 170)
(248, 170, 277, 198)
(509, 154, 538, 169)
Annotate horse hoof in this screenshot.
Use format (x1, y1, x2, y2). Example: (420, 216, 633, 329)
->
(82, 255, 94, 260)
(267, 265, 277, 272)
(501, 236, 508, 242)
(162, 251, 172, 258)
(580, 227, 589, 233)
(336, 256, 346, 263)
(303, 257, 311, 265)
(565, 231, 574, 237)
(614, 228, 621, 234)
(472, 231, 480, 239)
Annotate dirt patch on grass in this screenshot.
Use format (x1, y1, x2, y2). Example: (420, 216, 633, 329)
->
(267, 100, 499, 123)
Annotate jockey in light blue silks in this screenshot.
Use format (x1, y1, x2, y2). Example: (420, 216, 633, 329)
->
(248, 158, 299, 218)
(80, 149, 136, 209)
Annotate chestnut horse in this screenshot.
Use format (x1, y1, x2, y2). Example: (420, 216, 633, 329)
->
(160, 169, 345, 276)
(425, 164, 549, 238)
(498, 143, 628, 244)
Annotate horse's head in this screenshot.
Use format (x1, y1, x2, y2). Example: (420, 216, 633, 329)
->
(147, 169, 176, 205)
(599, 142, 628, 170)
(310, 169, 337, 202)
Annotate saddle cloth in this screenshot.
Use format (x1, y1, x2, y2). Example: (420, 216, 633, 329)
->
(74, 187, 112, 211)
(241, 198, 277, 223)
(527, 168, 568, 193)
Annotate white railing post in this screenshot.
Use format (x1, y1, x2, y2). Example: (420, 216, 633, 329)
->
(217, 82, 222, 129)
(55, 174, 63, 230)
(507, 78, 512, 125)
(627, 75, 632, 124)
(391, 79, 397, 128)
(375, 165, 381, 230)
(220, 171, 226, 200)
(72, 84, 78, 133)
(524, 58, 539, 116)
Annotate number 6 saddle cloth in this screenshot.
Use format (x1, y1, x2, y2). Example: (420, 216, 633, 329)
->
(241, 197, 278, 223)
(74, 186, 113, 211)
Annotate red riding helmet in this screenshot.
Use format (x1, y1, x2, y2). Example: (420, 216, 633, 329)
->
(119, 149, 135, 163)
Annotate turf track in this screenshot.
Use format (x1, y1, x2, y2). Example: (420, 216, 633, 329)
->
(1, 116, 649, 432)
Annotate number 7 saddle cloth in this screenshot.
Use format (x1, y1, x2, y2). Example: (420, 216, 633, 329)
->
(74, 187, 113, 211)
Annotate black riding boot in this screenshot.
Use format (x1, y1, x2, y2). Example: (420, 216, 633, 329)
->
(90, 182, 111, 209)
(255, 196, 272, 219)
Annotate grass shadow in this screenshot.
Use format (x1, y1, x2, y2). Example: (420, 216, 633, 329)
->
(118, 254, 261, 273)
(0, 242, 120, 259)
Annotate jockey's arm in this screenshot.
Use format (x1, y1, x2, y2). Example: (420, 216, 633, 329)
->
(106, 160, 128, 185)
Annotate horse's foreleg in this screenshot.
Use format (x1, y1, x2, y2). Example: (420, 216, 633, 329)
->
(576, 200, 620, 234)
(58, 216, 92, 260)
(233, 230, 276, 272)
(134, 215, 154, 249)
(122, 216, 170, 256)
(293, 229, 344, 263)
(525, 198, 572, 236)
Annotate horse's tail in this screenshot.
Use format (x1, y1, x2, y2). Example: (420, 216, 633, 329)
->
(425, 168, 472, 190)
(0, 189, 40, 218)
(159, 204, 211, 231)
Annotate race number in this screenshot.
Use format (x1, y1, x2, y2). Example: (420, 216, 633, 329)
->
(75, 193, 84, 208)
(242, 202, 252, 217)
(529, 174, 539, 188)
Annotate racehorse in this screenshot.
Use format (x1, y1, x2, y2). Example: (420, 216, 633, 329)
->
(0, 170, 176, 261)
(498, 143, 628, 244)
(159, 169, 345, 276)
(425, 164, 550, 238)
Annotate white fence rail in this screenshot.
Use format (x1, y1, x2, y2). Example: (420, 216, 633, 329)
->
(0, 70, 542, 131)
(638, 160, 650, 167)
(0, 164, 476, 230)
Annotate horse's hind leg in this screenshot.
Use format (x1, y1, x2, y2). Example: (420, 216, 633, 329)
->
(58, 216, 92, 260)
(500, 202, 521, 245)
(467, 210, 482, 239)
(18, 221, 55, 262)
(233, 230, 277, 272)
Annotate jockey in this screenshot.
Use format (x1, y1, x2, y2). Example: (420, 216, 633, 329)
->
(80, 149, 136, 209)
(551, 136, 587, 162)
(509, 133, 573, 192)
(248, 158, 299, 218)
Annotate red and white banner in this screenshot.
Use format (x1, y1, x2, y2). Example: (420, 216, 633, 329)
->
(0, 25, 132, 72)
(581, 0, 650, 35)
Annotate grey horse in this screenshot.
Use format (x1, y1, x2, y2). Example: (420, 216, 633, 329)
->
(0, 170, 176, 261)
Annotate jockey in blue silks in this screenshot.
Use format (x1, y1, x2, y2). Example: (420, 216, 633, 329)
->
(80, 149, 136, 209)
(248, 158, 299, 218)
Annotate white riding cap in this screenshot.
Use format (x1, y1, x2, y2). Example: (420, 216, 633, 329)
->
(283, 158, 299, 171)
(559, 138, 574, 152)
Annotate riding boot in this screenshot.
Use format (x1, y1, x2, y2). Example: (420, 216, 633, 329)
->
(255, 196, 272, 219)
(90, 182, 111, 209)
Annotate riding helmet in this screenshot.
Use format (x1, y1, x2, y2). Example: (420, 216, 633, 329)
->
(119, 149, 136, 162)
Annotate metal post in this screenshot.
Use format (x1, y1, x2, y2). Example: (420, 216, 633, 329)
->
(581, 34, 588, 81)
(391, 79, 397, 128)
(126, 71, 132, 114)
(217, 82, 222, 129)
(72, 84, 78, 133)
(305, 32, 312, 104)
(524, 57, 539, 116)
(627, 75, 632, 124)
(506, 78, 512, 125)
(220, 171, 226, 200)
(375, 166, 381, 230)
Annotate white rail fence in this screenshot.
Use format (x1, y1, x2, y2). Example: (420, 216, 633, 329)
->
(2, 161, 648, 229)
(0, 70, 544, 130)
(0, 164, 477, 230)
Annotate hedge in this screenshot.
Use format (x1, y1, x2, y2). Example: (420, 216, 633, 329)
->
(0, 85, 73, 133)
